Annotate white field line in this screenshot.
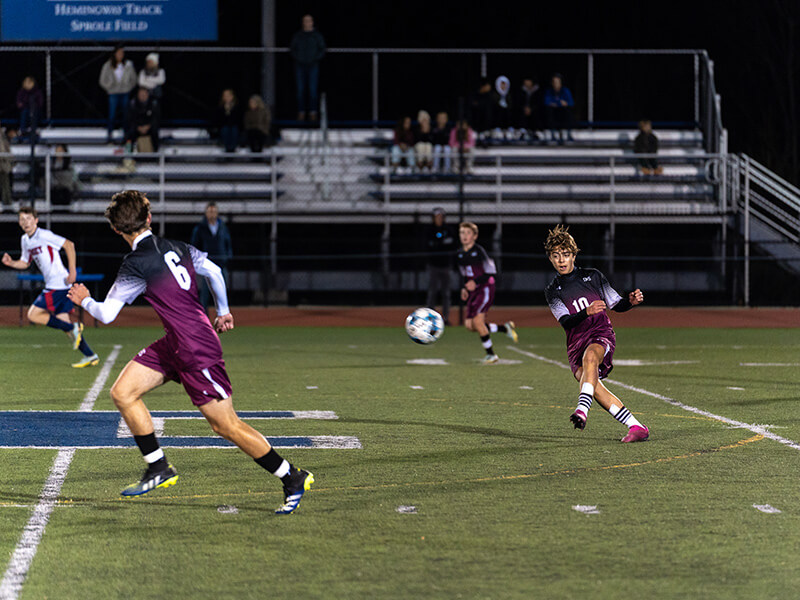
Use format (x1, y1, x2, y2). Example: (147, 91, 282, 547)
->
(506, 346, 800, 452)
(0, 345, 121, 600)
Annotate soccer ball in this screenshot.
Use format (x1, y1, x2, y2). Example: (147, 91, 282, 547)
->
(405, 308, 445, 345)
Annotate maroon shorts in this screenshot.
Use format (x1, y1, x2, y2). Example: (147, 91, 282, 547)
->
(466, 284, 495, 319)
(133, 336, 232, 406)
(567, 335, 616, 380)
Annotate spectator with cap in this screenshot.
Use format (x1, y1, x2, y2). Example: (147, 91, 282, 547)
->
(138, 53, 166, 100)
(190, 201, 233, 312)
(424, 207, 457, 325)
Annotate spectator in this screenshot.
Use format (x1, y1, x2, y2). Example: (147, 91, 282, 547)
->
(290, 14, 326, 122)
(138, 53, 166, 100)
(432, 111, 452, 173)
(492, 75, 513, 137)
(16, 76, 44, 143)
(391, 116, 415, 174)
(190, 201, 233, 312)
(449, 119, 476, 174)
(243, 95, 272, 152)
(125, 87, 160, 153)
(516, 77, 541, 140)
(634, 119, 662, 175)
(414, 110, 434, 172)
(544, 73, 575, 144)
(214, 89, 242, 153)
(424, 207, 457, 325)
(468, 79, 493, 140)
(99, 44, 137, 143)
(47, 144, 78, 207)
(0, 122, 13, 209)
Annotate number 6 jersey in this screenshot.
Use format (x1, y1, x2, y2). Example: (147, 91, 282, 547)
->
(544, 267, 623, 351)
(106, 231, 221, 371)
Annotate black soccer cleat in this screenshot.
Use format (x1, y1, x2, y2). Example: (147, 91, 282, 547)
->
(121, 463, 179, 497)
(275, 469, 314, 515)
(570, 410, 587, 430)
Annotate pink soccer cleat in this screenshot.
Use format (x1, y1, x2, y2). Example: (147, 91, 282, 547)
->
(570, 410, 587, 430)
(621, 425, 649, 443)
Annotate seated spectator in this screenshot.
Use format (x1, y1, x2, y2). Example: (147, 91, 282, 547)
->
(544, 73, 575, 143)
(492, 75, 513, 138)
(49, 144, 78, 206)
(243, 95, 272, 152)
(634, 119, 662, 175)
(391, 116, 415, 173)
(125, 87, 160, 153)
(516, 77, 541, 140)
(138, 53, 166, 100)
(214, 89, 242, 153)
(16, 76, 44, 143)
(432, 111, 452, 173)
(449, 119, 476, 174)
(0, 121, 13, 209)
(468, 79, 493, 141)
(414, 110, 434, 171)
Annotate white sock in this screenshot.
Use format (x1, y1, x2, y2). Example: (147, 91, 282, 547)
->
(273, 459, 290, 479)
(576, 382, 594, 414)
(608, 404, 642, 428)
(489, 323, 498, 333)
(143, 448, 164, 464)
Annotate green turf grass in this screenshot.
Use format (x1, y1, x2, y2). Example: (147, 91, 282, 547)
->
(1, 325, 799, 599)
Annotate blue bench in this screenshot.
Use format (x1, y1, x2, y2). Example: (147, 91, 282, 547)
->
(17, 269, 105, 327)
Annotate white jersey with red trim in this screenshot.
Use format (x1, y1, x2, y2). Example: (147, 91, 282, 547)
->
(20, 227, 70, 290)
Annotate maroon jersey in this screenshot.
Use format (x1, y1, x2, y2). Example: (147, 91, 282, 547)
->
(106, 232, 221, 371)
(456, 243, 496, 288)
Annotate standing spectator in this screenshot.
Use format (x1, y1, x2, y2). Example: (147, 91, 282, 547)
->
(214, 89, 242, 153)
(290, 14, 326, 122)
(634, 119, 662, 175)
(516, 77, 541, 140)
(414, 110, 434, 172)
(16, 76, 44, 143)
(544, 73, 575, 144)
(391, 116, 415, 174)
(468, 79, 493, 141)
(99, 45, 137, 143)
(492, 75, 513, 138)
(190, 201, 233, 312)
(138, 53, 166, 100)
(49, 145, 78, 206)
(0, 122, 13, 209)
(424, 207, 457, 325)
(243, 95, 272, 152)
(125, 87, 160, 153)
(432, 111, 452, 173)
(449, 120, 476, 174)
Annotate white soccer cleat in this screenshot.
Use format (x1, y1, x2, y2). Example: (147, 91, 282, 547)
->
(505, 321, 518, 344)
(482, 354, 499, 365)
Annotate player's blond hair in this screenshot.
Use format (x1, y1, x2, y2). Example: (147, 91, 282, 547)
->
(459, 221, 479, 236)
(544, 224, 579, 255)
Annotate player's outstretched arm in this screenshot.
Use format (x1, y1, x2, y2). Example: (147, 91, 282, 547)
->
(68, 283, 125, 325)
(61, 239, 78, 284)
(2, 253, 29, 270)
(195, 255, 231, 325)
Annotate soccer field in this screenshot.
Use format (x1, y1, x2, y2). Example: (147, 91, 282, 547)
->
(0, 324, 798, 599)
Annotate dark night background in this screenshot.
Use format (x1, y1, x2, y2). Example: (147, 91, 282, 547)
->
(0, 0, 798, 182)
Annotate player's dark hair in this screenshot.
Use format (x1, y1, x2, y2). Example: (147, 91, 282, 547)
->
(544, 224, 579, 255)
(18, 205, 37, 219)
(459, 221, 479, 236)
(105, 190, 150, 234)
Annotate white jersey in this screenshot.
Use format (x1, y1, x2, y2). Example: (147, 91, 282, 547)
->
(20, 227, 70, 290)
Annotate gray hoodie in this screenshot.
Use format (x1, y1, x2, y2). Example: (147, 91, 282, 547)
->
(99, 59, 137, 95)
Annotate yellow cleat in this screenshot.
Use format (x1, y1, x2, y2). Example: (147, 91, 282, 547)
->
(505, 321, 519, 344)
(70, 322, 84, 351)
(72, 353, 99, 368)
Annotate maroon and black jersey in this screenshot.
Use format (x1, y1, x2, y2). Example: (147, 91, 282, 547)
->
(456, 243, 497, 288)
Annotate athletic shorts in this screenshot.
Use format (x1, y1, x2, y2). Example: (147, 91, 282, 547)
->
(567, 335, 616, 380)
(466, 284, 495, 319)
(133, 335, 232, 407)
(33, 289, 73, 315)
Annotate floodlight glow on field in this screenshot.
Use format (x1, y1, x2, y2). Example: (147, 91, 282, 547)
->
(405, 308, 444, 344)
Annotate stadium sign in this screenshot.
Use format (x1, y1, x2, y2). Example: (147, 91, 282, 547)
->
(1, 0, 217, 41)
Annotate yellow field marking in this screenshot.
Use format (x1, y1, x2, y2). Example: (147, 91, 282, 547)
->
(46, 434, 763, 507)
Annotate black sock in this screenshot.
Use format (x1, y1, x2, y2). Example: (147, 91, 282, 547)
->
(255, 448, 294, 480)
(496, 324, 507, 333)
(133, 433, 167, 469)
(47, 315, 73, 332)
(78, 337, 95, 357)
(480, 333, 494, 355)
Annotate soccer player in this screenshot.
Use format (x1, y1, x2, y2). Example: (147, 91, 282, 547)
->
(543, 224, 649, 442)
(67, 190, 313, 514)
(456, 221, 517, 364)
(2, 206, 99, 368)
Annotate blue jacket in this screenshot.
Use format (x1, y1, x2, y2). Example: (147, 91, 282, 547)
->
(544, 86, 574, 107)
(190, 219, 233, 266)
